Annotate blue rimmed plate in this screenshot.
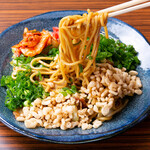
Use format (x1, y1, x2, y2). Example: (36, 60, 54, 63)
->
(0, 10, 150, 144)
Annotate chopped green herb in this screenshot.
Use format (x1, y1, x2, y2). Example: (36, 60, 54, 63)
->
(69, 77, 73, 83)
(37, 71, 43, 81)
(1, 70, 47, 111)
(94, 34, 140, 71)
(66, 90, 73, 95)
(71, 85, 77, 93)
(23, 100, 30, 107)
(48, 47, 59, 57)
(79, 64, 83, 74)
(87, 54, 93, 60)
(60, 91, 68, 97)
(87, 37, 90, 41)
(11, 54, 33, 68)
(60, 85, 77, 96)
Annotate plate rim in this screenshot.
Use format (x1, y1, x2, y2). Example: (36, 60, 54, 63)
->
(0, 10, 150, 144)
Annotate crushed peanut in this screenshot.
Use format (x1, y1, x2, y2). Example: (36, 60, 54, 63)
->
(14, 63, 142, 130)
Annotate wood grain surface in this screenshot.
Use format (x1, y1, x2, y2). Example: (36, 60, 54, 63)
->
(0, 0, 150, 149)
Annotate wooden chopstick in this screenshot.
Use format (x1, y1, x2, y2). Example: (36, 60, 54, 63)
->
(108, 1, 150, 17)
(98, 0, 149, 13)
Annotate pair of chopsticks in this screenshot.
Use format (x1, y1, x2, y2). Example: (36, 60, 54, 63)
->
(98, 0, 150, 17)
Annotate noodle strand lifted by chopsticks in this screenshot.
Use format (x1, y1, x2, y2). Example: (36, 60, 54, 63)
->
(58, 10, 108, 87)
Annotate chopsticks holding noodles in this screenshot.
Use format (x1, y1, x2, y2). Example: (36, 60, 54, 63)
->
(98, 0, 150, 17)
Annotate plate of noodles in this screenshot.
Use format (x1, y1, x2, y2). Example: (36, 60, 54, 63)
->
(0, 10, 150, 144)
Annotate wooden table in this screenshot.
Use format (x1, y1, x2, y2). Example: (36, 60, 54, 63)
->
(0, 0, 150, 149)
